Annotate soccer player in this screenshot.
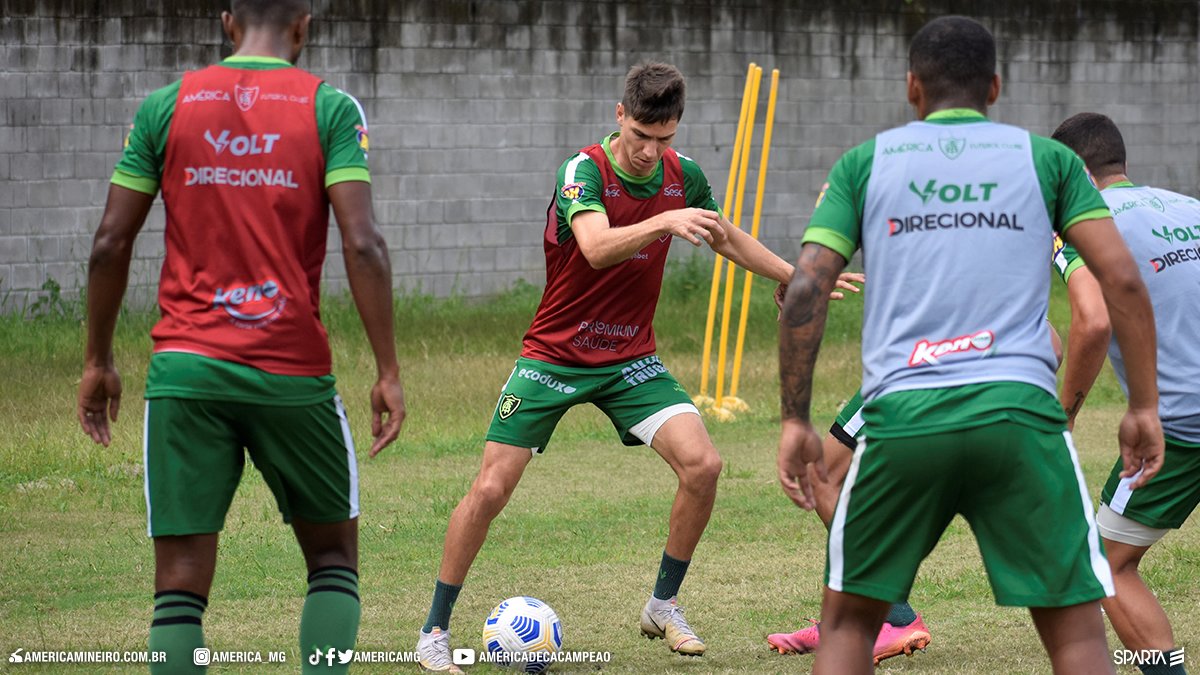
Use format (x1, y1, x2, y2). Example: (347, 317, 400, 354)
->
(414, 62, 844, 671)
(766, 237, 1111, 663)
(776, 16, 1164, 675)
(1052, 112, 1198, 675)
(76, 2, 405, 673)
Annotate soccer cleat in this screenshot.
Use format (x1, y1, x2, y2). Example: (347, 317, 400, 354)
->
(640, 596, 706, 656)
(766, 618, 821, 655)
(417, 627, 463, 673)
(872, 614, 931, 664)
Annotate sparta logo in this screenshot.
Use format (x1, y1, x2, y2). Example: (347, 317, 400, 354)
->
(560, 182, 586, 201)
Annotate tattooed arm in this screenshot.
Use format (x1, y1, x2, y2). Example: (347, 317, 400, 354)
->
(1059, 266, 1110, 430)
(777, 243, 847, 509)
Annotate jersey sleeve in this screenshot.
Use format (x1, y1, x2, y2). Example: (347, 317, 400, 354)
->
(316, 83, 370, 187)
(1051, 234, 1085, 284)
(554, 152, 605, 243)
(678, 153, 722, 215)
(801, 139, 875, 262)
(1031, 135, 1110, 233)
(110, 81, 180, 195)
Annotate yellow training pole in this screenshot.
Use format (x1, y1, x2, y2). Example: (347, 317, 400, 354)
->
(729, 69, 780, 405)
(714, 65, 763, 413)
(697, 63, 756, 405)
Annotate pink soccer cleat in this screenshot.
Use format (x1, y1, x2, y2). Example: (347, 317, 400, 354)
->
(872, 614, 931, 664)
(766, 619, 821, 655)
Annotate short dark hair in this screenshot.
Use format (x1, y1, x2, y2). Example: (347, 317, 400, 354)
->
(1051, 113, 1127, 179)
(231, 0, 309, 28)
(622, 62, 686, 125)
(909, 16, 996, 108)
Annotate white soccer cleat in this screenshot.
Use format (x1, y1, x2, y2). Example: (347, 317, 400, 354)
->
(640, 596, 706, 656)
(417, 627, 463, 673)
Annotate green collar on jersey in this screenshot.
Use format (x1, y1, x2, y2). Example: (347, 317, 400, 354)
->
(1104, 180, 1137, 190)
(924, 108, 988, 124)
(220, 55, 293, 68)
(602, 132, 658, 185)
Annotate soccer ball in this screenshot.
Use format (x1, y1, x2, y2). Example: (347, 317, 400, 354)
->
(482, 596, 564, 673)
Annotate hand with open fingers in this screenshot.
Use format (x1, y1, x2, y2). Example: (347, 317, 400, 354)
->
(778, 418, 827, 510)
(661, 208, 723, 246)
(831, 272, 865, 300)
(78, 363, 122, 447)
(773, 283, 788, 311)
(369, 375, 406, 457)
(1117, 406, 1164, 490)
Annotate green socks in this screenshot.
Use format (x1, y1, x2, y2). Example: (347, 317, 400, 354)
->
(149, 590, 207, 674)
(653, 551, 690, 601)
(885, 601, 917, 627)
(300, 566, 360, 673)
(423, 580, 463, 633)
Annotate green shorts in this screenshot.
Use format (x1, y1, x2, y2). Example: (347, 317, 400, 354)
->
(829, 389, 865, 450)
(827, 422, 1112, 607)
(1100, 436, 1200, 530)
(143, 396, 358, 537)
(486, 355, 697, 453)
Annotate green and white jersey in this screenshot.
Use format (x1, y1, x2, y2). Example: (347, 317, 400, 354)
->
(1101, 181, 1200, 444)
(118, 55, 368, 403)
(550, 132, 721, 244)
(804, 109, 1109, 436)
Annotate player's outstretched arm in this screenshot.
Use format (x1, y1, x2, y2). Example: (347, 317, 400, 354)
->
(79, 184, 155, 446)
(1059, 267, 1111, 429)
(710, 216, 793, 284)
(1063, 217, 1162, 487)
(777, 243, 846, 509)
(329, 180, 405, 457)
(570, 207, 726, 269)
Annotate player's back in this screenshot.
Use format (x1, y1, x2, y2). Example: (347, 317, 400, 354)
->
(1101, 183, 1200, 441)
(860, 117, 1060, 401)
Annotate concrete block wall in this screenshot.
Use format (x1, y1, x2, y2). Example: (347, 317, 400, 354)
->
(2, 0, 1197, 310)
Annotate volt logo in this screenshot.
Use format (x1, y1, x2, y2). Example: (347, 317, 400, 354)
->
(203, 130, 281, 156)
(908, 180, 998, 205)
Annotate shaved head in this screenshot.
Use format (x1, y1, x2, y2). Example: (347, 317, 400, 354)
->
(231, 0, 309, 28)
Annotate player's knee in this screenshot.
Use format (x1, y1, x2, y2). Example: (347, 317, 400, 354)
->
(468, 475, 515, 516)
(682, 451, 723, 490)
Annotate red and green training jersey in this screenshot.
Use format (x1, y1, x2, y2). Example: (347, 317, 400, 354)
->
(521, 133, 720, 367)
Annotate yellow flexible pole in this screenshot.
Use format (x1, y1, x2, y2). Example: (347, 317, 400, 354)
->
(714, 65, 762, 410)
(730, 69, 780, 401)
(698, 63, 755, 401)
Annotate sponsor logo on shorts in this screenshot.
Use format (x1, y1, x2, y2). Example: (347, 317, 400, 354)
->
(181, 89, 231, 104)
(560, 182, 585, 201)
(212, 279, 286, 327)
(621, 355, 667, 387)
(663, 182, 684, 198)
(908, 330, 994, 367)
(516, 368, 577, 394)
(498, 393, 522, 420)
(234, 85, 259, 112)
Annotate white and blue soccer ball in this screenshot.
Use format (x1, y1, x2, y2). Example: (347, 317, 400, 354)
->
(482, 596, 564, 673)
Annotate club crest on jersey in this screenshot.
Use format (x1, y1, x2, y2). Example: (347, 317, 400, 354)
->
(815, 182, 829, 208)
(498, 393, 522, 420)
(908, 330, 994, 367)
(560, 182, 586, 201)
(234, 85, 260, 112)
(355, 124, 369, 156)
(938, 134, 966, 160)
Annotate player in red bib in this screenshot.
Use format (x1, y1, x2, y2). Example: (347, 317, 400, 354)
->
(77, 2, 404, 672)
(415, 62, 856, 671)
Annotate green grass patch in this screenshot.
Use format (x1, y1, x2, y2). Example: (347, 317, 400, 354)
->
(1, 257, 1194, 673)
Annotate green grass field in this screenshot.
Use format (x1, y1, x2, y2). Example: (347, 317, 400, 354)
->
(1, 258, 1196, 673)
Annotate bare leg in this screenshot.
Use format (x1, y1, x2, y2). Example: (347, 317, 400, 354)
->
(293, 517, 357, 572)
(1029, 601, 1115, 675)
(154, 534, 219, 595)
(647, 413, 724, 560)
(437, 441, 533, 584)
(1101, 537, 1176, 652)
(812, 587, 890, 675)
(811, 433, 855, 527)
